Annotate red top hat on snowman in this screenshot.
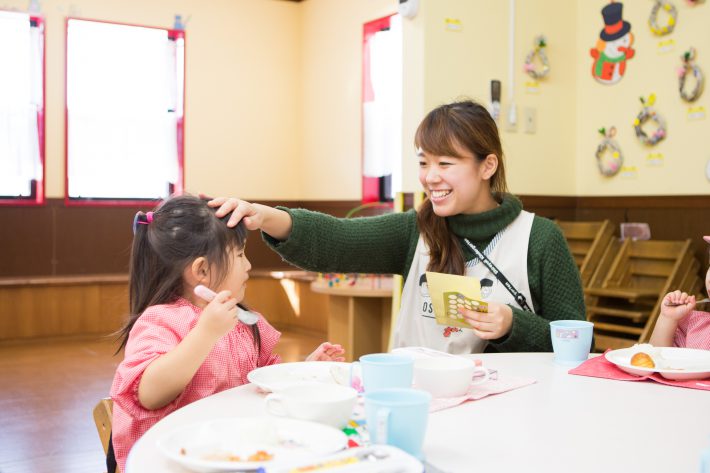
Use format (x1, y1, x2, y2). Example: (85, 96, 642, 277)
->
(599, 2, 631, 41)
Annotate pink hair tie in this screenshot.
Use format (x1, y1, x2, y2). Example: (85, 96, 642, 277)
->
(146, 211, 154, 223)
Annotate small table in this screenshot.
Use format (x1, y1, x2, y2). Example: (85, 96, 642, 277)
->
(309, 282, 393, 361)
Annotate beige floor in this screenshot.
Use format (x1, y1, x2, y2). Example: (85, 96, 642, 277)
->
(0, 330, 325, 473)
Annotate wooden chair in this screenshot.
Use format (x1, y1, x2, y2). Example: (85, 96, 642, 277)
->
(585, 238, 701, 350)
(93, 397, 119, 473)
(557, 220, 614, 286)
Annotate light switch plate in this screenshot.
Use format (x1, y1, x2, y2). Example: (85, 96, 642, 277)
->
(524, 107, 537, 134)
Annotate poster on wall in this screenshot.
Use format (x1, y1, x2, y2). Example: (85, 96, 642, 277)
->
(590, 2, 635, 85)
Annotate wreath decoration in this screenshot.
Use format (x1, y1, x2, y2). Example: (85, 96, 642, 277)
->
(649, 0, 678, 36)
(633, 94, 667, 146)
(595, 127, 623, 177)
(677, 47, 704, 102)
(523, 36, 550, 80)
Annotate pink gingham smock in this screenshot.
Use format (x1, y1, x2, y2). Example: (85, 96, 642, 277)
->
(673, 310, 710, 350)
(109, 298, 281, 472)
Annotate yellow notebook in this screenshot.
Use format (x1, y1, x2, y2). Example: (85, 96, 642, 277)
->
(425, 271, 488, 329)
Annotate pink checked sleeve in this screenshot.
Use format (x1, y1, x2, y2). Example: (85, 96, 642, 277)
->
(110, 307, 189, 420)
(673, 314, 689, 348)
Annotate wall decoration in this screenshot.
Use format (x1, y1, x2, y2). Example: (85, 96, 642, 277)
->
(633, 94, 667, 146)
(595, 126, 623, 176)
(649, 1, 678, 36)
(687, 105, 706, 120)
(677, 47, 704, 102)
(646, 152, 665, 166)
(523, 35, 550, 80)
(656, 38, 676, 55)
(590, 2, 635, 85)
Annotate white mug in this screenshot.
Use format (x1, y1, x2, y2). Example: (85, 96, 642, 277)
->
(264, 383, 357, 429)
(413, 357, 489, 398)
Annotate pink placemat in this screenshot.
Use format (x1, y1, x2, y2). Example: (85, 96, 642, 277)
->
(429, 374, 536, 412)
(569, 351, 710, 391)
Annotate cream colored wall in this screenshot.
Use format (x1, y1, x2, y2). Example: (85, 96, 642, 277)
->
(298, 0, 395, 200)
(11, 0, 708, 201)
(576, 1, 710, 196)
(4, 0, 303, 200)
(399, 0, 578, 196)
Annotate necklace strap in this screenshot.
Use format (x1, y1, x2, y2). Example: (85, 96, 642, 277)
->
(463, 238, 533, 312)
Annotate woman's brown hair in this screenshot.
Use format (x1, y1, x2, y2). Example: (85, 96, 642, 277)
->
(414, 100, 509, 275)
(116, 195, 259, 353)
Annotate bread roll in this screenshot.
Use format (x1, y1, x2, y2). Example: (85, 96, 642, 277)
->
(630, 352, 655, 368)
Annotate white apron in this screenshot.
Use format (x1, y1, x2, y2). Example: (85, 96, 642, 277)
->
(393, 211, 535, 354)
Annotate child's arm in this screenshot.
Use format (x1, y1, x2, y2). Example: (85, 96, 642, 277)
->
(649, 290, 695, 347)
(137, 291, 238, 410)
(306, 342, 346, 362)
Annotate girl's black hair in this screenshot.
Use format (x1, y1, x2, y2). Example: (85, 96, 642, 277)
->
(116, 194, 260, 353)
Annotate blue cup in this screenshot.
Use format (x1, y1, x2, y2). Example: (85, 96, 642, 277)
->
(364, 388, 431, 459)
(550, 320, 594, 365)
(357, 353, 413, 392)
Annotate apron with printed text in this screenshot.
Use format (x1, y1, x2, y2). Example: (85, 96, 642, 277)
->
(393, 210, 535, 354)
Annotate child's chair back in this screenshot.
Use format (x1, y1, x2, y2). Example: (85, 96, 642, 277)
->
(93, 397, 118, 473)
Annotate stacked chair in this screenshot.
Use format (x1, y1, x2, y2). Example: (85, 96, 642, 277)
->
(558, 221, 703, 351)
(556, 220, 615, 286)
(584, 238, 702, 350)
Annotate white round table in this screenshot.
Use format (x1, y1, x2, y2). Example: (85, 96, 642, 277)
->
(126, 353, 710, 473)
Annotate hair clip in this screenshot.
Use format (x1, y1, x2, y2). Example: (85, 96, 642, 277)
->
(132, 211, 154, 234)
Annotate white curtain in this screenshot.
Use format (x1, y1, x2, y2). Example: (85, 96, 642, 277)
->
(0, 11, 41, 197)
(362, 15, 402, 197)
(67, 20, 179, 199)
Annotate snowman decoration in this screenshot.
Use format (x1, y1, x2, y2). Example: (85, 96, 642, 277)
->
(590, 2, 635, 85)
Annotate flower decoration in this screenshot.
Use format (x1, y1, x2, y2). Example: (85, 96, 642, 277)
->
(595, 126, 624, 177)
(649, 0, 678, 36)
(633, 94, 667, 146)
(523, 35, 550, 80)
(677, 47, 704, 102)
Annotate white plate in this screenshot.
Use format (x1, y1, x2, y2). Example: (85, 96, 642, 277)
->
(605, 347, 710, 380)
(247, 361, 351, 392)
(157, 417, 347, 472)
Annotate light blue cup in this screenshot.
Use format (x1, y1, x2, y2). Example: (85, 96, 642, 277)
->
(357, 353, 413, 392)
(364, 388, 431, 459)
(550, 320, 594, 365)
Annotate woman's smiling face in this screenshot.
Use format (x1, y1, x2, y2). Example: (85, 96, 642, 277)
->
(417, 143, 497, 216)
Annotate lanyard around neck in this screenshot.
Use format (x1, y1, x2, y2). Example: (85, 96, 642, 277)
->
(463, 238, 533, 312)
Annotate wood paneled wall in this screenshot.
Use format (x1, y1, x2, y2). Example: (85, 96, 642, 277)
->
(0, 275, 128, 341)
(1, 195, 708, 277)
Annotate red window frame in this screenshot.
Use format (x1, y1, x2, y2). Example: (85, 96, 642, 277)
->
(0, 13, 46, 206)
(64, 18, 185, 207)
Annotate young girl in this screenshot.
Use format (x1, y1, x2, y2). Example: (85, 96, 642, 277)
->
(649, 236, 710, 350)
(209, 99, 585, 354)
(109, 195, 344, 472)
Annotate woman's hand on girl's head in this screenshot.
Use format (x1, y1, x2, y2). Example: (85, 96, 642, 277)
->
(208, 197, 263, 230)
(305, 342, 346, 362)
(660, 290, 695, 321)
(208, 197, 293, 240)
(461, 302, 514, 340)
(195, 290, 239, 341)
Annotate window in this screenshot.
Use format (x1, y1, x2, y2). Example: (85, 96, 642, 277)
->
(362, 14, 402, 203)
(0, 11, 45, 205)
(66, 19, 184, 205)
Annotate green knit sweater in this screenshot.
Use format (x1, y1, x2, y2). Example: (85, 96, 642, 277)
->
(263, 194, 585, 352)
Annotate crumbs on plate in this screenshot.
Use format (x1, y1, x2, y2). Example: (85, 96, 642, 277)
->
(180, 449, 274, 462)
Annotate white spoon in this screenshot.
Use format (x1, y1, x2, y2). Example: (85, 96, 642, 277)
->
(193, 284, 260, 325)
